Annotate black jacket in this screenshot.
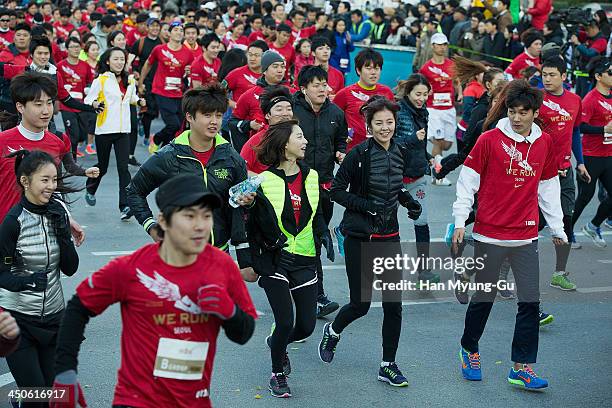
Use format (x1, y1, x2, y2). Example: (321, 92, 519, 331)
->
(395, 97, 431, 178)
(248, 163, 326, 275)
(331, 138, 406, 239)
(126, 132, 250, 263)
(293, 92, 348, 183)
(483, 32, 506, 67)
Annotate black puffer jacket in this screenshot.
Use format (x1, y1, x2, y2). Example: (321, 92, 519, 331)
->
(394, 97, 431, 178)
(331, 138, 405, 239)
(293, 91, 348, 183)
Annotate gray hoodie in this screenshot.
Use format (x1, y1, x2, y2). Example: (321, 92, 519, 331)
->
(91, 22, 109, 53)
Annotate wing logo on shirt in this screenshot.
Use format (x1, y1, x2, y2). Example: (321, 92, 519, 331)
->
(161, 48, 180, 66)
(203, 66, 217, 77)
(6, 145, 25, 153)
(542, 99, 570, 117)
(0, 37, 10, 46)
(501, 141, 532, 172)
(61, 65, 81, 81)
(350, 90, 370, 102)
(428, 65, 450, 78)
(598, 100, 612, 113)
(243, 74, 258, 84)
(136, 268, 202, 314)
(525, 59, 535, 67)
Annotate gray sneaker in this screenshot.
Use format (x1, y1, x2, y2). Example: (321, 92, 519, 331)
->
(85, 193, 96, 206)
(582, 223, 607, 248)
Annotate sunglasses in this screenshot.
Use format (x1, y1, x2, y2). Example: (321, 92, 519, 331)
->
(0, 19, 10, 23)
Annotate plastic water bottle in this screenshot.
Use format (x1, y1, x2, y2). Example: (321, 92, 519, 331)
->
(228, 175, 265, 208)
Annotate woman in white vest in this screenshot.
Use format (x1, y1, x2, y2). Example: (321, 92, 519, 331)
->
(248, 119, 327, 398)
(83, 47, 145, 221)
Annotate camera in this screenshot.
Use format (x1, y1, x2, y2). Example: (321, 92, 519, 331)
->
(550, 7, 593, 36)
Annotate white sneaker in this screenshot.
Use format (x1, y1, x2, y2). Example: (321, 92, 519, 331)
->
(582, 223, 607, 248)
(604, 219, 612, 230)
(432, 177, 452, 186)
(571, 241, 582, 250)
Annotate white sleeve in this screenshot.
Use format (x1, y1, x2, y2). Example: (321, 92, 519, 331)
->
(538, 176, 567, 241)
(84, 78, 100, 105)
(452, 166, 480, 228)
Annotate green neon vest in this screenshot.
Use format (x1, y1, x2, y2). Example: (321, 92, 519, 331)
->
(260, 169, 319, 257)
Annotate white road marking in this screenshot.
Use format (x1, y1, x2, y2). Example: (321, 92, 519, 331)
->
(577, 286, 612, 294)
(597, 260, 612, 264)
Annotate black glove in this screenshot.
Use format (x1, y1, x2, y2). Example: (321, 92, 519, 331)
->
(407, 201, 422, 220)
(24, 271, 48, 292)
(398, 189, 422, 220)
(321, 230, 335, 262)
(94, 102, 105, 114)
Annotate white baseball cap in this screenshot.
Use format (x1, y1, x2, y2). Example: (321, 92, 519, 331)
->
(431, 32, 449, 45)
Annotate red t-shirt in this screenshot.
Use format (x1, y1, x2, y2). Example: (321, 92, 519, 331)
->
(190, 55, 221, 86)
(57, 59, 95, 112)
(333, 82, 394, 151)
(53, 22, 75, 40)
(419, 58, 455, 110)
(0, 30, 14, 51)
(224, 65, 261, 102)
(192, 145, 215, 167)
(126, 29, 145, 48)
(247, 31, 265, 43)
(539, 90, 582, 169)
(464, 127, 558, 240)
(76, 243, 257, 408)
(504, 51, 540, 79)
(147, 44, 194, 98)
(326, 66, 345, 100)
(185, 43, 202, 61)
(240, 127, 268, 174)
(267, 42, 294, 78)
(287, 170, 303, 224)
(0, 127, 70, 221)
(581, 88, 612, 157)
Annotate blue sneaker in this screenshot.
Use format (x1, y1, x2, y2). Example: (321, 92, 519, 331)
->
(378, 362, 409, 387)
(508, 365, 548, 390)
(445, 223, 455, 247)
(334, 226, 345, 257)
(459, 348, 482, 381)
(582, 222, 607, 248)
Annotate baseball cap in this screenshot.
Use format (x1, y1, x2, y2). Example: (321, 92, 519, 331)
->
(431, 32, 448, 44)
(155, 175, 222, 212)
(146, 17, 160, 26)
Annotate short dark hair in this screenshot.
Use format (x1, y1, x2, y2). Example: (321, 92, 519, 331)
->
(136, 13, 149, 24)
(351, 10, 362, 18)
(14, 23, 31, 34)
(182, 82, 229, 117)
(200, 33, 220, 48)
(355, 48, 384, 72)
(276, 23, 292, 33)
(505, 79, 543, 112)
(65, 37, 81, 49)
(184, 22, 199, 33)
(360, 95, 399, 128)
(29, 35, 52, 55)
(255, 119, 299, 167)
(311, 36, 331, 52)
(100, 15, 117, 28)
(298, 65, 328, 87)
(59, 7, 71, 18)
(10, 71, 57, 105)
(484, 18, 497, 27)
(249, 13, 263, 23)
(373, 8, 385, 19)
(248, 39, 269, 52)
(541, 57, 567, 75)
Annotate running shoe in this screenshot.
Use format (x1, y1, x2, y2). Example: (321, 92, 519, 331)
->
(459, 347, 482, 381)
(317, 295, 339, 318)
(604, 219, 612, 230)
(432, 177, 452, 186)
(128, 156, 142, 167)
(454, 272, 470, 305)
(507, 365, 548, 390)
(85, 144, 96, 155)
(120, 207, 133, 221)
(582, 222, 607, 248)
(497, 287, 515, 299)
(269, 373, 291, 398)
(318, 322, 340, 363)
(378, 363, 409, 387)
(417, 270, 440, 289)
(265, 329, 291, 376)
(550, 273, 577, 291)
(143, 137, 149, 147)
(570, 235, 582, 250)
(148, 141, 159, 155)
(539, 311, 554, 326)
(445, 223, 455, 247)
(85, 192, 96, 206)
(76, 150, 85, 158)
(334, 226, 345, 257)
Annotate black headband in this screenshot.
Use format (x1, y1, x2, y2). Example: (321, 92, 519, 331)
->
(263, 95, 292, 113)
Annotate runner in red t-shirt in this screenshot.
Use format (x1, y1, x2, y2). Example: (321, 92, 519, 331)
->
(139, 22, 194, 148)
(452, 80, 565, 390)
(183, 22, 202, 60)
(53, 9, 75, 41)
(50, 175, 257, 408)
(240, 86, 294, 174)
(126, 13, 149, 47)
(268, 23, 295, 80)
(222, 40, 267, 105)
(310, 37, 344, 101)
(0, 9, 13, 51)
(572, 58, 612, 248)
(504, 30, 542, 80)
(333, 49, 393, 152)
(191, 33, 222, 88)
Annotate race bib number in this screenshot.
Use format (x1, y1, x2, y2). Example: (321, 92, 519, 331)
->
(339, 58, 349, 69)
(153, 338, 208, 380)
(433, 92, 452, 107)
(69, 91, 83, 99)
(605, 133, 612, 145)
(165, 77, 182, 92)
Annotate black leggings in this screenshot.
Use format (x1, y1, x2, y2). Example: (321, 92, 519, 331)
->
(6, 311, 62, 408)
(572, 156, 612, 228)
(315, 188, 334, 297)
(86, 133, 131, 210)
(129, 105, 138, 156)
(331, 235, 403, 362)
(259, 266, 317, 373)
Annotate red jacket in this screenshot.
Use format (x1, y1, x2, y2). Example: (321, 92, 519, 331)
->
(527, 0, 552, 30)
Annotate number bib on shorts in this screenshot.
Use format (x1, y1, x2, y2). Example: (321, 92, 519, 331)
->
(153, 338, 209, 380)
(433, 92, 452, 107)
(165, 77, 182, 92)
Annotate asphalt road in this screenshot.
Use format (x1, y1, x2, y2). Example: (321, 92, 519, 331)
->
(1, 118, 611, 407)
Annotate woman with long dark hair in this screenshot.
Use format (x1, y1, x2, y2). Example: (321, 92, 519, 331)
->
(249, 119, 326, 398)
(0, 150, 79, 403)
(84, 47, 145, 220)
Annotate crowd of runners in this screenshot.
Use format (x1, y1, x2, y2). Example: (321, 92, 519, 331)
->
(0, 0, 610, 406)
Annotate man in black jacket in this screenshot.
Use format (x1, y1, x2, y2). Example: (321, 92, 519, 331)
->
(293, 65, 347, 317)
(126, 84, 255, 278)
(483, 18, 506, 68)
